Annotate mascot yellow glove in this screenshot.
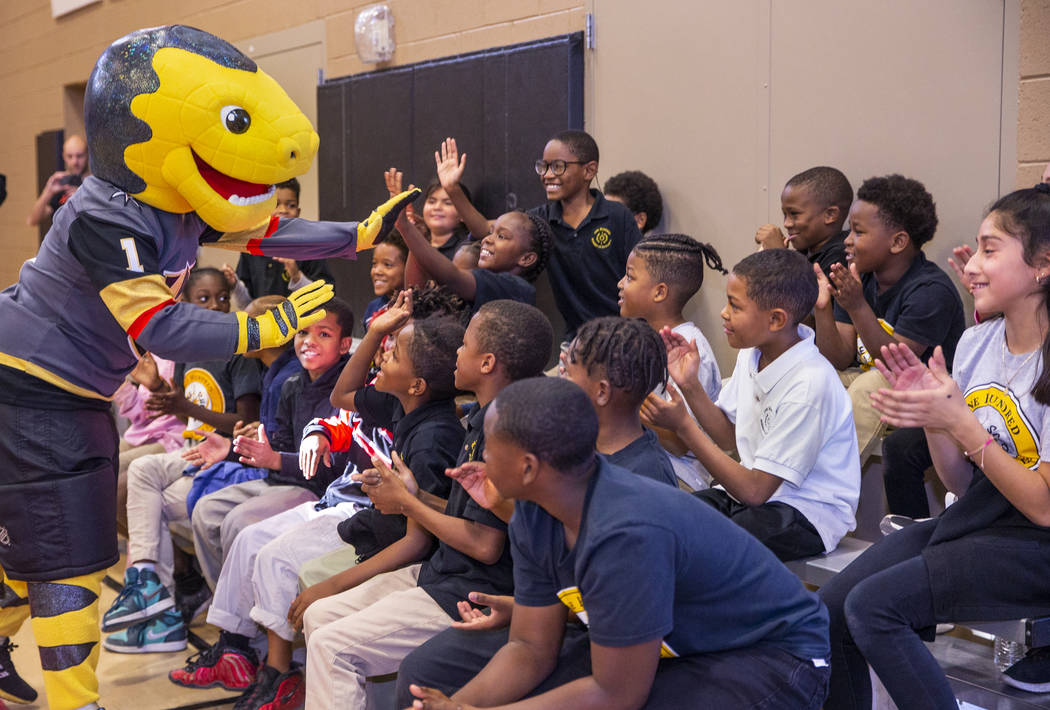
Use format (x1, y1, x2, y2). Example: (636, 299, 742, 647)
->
(357, 188, 423, 251)
(236, 280, 333, 353)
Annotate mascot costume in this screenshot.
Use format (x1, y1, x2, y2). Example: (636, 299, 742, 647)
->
(0, 25, 416, 710)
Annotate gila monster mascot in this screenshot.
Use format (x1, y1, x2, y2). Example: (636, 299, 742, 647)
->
(0, 25, 416, 710)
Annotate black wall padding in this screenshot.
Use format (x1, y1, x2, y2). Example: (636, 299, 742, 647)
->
(317, 32, 584, 344)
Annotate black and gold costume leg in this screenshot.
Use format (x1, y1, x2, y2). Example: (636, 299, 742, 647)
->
(0, 403, 118, 710)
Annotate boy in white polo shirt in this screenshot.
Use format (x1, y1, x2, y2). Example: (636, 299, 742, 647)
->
(642, 248, 859, 560)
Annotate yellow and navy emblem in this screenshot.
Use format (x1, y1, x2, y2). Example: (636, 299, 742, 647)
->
(856, 318, 895, 369)
(181, 367, 225, 435)
(557, 586, 678, 658)
(591, 227, 612, 249)
(965, 382, 1040, 469)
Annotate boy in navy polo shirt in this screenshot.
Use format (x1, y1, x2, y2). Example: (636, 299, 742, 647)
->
(811, 174, 965, 459)
(755, 166, 853, 278)
(407, 377, 831, 710)
(435, 133, 642, 339)
(642, 249, 860, 561)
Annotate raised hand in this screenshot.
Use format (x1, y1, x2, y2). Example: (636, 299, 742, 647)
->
(812, 262, 833, 311)
(755, 223, 787, 250)
(451, 592, 513, 631)
(299, 433, 332, 480)
(660, 326, 701, 388)
(828, 262, 865, 312)
(233, 423, 281, 470)
(434, 138, 467, 192)
(220, 263, 238, 288)
(181, 429, 232, 471)
(947, 244, 975, 292)
(445, 461, 505, 511)
(240, 280, 333, 352)
(368, 288, 413, 335)
(640, 388, 689, 435)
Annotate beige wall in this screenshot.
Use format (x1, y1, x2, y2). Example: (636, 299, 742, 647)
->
(1018, 0, 1050, 187)
(0, 0, 585, 287)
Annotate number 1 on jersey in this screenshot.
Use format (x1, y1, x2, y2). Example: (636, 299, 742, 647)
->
(120, 237, 145, 273)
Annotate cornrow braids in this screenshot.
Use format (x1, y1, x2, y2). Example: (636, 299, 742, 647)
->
(633, 233, 726, 307)
(569, 316, 667, 405)
(517, 210, 553, 282)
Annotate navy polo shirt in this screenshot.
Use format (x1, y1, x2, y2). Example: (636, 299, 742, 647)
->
(529, 190, 642, 338)
(471, 269, 536, 314)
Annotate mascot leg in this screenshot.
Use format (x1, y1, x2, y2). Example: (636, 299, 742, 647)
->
(27, 571, 106, 710)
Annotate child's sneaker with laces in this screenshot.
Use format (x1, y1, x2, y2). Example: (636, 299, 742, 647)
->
(103, 609, 187, 653)
(0, 639, 37, 704)
(169, 635, 259, 691)
(233, 664, 304, 710)
(101, 566, 174, 632)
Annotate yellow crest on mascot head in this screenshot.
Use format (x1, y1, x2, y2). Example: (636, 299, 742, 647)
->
(85, 25, 319, 232)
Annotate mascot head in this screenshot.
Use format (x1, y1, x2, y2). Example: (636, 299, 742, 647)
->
(85, 25, 319, 232)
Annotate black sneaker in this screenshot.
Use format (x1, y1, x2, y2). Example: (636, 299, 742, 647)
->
(1003, 646, 1050, 693)
(175, 583, 212, 626)
(0, 639, 38, 704)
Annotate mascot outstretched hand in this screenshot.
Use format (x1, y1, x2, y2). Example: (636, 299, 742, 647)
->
(0, 25, 414, 710)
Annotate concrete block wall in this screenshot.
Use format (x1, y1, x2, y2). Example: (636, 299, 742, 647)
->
(1018, 0, 1050, 187)
(0, 0, 584, 288)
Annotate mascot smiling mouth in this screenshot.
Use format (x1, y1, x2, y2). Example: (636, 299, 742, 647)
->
(192, 151, 276, 206)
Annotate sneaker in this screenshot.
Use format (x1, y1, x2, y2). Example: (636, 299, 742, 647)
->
(103, 609, 187, 654)
(169, 637, 259, 691)
(101, 566, 174, 632)
(175, 583, 212, 626)
(234, 665, 304, 710)
(1003, 646, 1050, 693)
(0, 639, 38, 704)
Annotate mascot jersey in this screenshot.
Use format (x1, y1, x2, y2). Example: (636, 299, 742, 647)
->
(0, 25, 416, 710)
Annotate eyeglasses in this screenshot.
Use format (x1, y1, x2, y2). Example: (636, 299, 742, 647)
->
(534, 159, 586, 176)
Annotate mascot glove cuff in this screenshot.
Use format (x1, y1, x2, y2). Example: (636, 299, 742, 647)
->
(237, 280, 333, 353)
(357, 188, 422, 252)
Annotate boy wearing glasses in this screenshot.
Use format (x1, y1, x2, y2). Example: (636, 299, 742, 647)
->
(435, 131, 642, 340)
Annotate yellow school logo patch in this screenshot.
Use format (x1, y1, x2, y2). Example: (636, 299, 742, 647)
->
(557, 586, 678, 658)
(591, 227, 612, 249)
(965, 384, 1040, 469)
(856, 318, 895, 369)
(181, 367, 226, 435)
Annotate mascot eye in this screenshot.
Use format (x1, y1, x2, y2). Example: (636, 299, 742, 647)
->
(221, 105, 251, 134)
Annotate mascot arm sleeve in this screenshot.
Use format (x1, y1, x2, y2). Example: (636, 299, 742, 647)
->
(68, 214, 240, 360)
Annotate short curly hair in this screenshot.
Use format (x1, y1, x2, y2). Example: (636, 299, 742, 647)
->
(857, 174, 938, 248)
(552, 130, 599, 164)
(785, 166, 852, 216)
(474, 300, 554, 381)
(408, 315, 465, 400)
(568, 317, 667, 406)
(411, 283, 470, 327)
(603, 171, 663, 234)
(731, 249, 817, 325)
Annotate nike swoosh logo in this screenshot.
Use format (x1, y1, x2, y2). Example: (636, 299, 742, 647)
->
(146, 626, 176, 640)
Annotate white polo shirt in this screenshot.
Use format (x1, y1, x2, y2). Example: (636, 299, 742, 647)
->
(715, 325, 859, 552)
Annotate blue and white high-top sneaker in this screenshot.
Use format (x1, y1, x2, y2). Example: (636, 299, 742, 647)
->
(102, 609, 186, 654)
(101, 566, 175, 632)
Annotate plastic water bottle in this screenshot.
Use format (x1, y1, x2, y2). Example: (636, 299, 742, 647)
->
(994, 636, 1027, 672)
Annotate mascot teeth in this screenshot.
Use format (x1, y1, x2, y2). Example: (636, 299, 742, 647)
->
(229, 186, 276, 206)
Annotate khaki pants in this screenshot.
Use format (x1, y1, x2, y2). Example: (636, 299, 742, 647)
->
(303, 564, 451, 710)
(839, 368, 889, 462)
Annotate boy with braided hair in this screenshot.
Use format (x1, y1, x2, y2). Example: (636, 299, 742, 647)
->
(619, 233, 727, 489)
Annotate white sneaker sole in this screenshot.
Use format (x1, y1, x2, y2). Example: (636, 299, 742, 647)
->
(1001, 675, 1050, 693)
(101, 596, 175, 632)
(102, 638, 187, 654)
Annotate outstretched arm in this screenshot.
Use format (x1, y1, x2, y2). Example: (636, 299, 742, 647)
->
(330, 289, 413, 409)
(392, 202, 478, 300)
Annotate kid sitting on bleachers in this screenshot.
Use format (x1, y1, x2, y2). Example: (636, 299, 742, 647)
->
(618, 233, 726, 489)
(642, 249, 860, 561)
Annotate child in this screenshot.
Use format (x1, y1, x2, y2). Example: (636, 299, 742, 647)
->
(435, 132, 643, 338)
(386, 174, 552, 314)
(299, 300, 554, 710)
(812, 174, 966, 459)
(618, 233, 726, 489)
(223, 178, 334, 309)
(100, 268, 264, 650)
(819, 184, 1050, 709)
(452, 240, 482, 271)
(170, 298, 464, 707)
(405, 377, 831, 710)
(642, 249, 860, 561)
(384, 170, 473, 262)
(363, 229, 407, 326)
(755, 166, 854, 277)
(187, 299, 356, 590)
(394, 316, 679, 706)
(604, 169, 663, 235)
